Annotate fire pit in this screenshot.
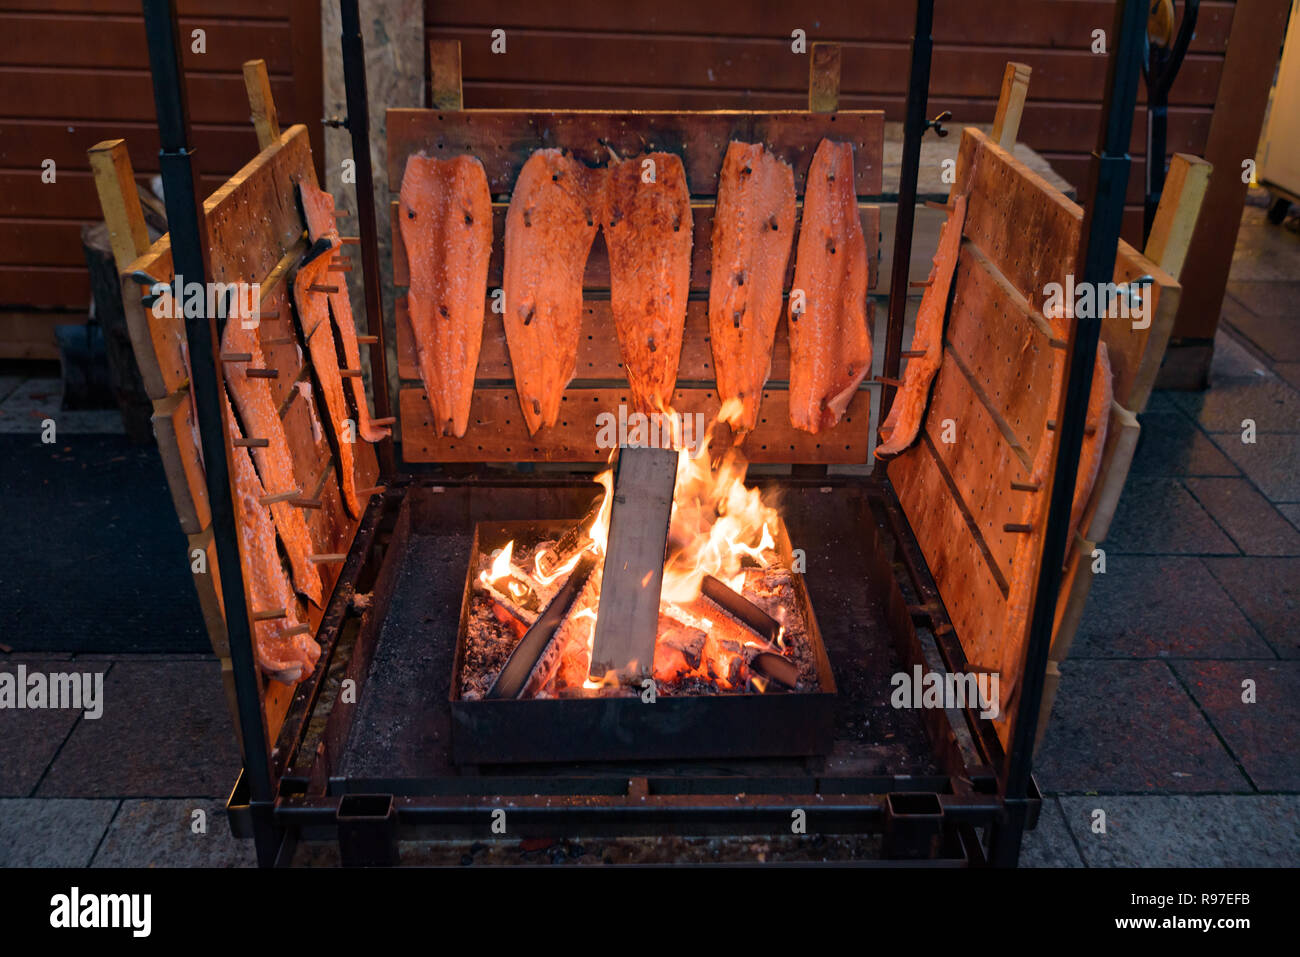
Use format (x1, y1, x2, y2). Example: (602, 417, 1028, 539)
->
(449, 443, 837, 765)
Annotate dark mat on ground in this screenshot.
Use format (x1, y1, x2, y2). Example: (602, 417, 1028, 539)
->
(0, 435, 210, 653)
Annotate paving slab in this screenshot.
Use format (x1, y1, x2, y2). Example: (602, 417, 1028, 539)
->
(1222, 298, 1300, 364)
(1274, 362, 1300, 392)
(1173, 660, 1300, 791)
(1070, 557, 1271, 659)
(1018, 797, 1084, 868)
(1058, 795, 1300, 867)
(0, 798, 118, 867)
(1171, 374, 1300, 434)
(1035, 660, 1248, 792)
(1184, 477, 1300, 555)
(1203, 557, 1300, 659)
(1211, 432, 1300, 504)
(1228, 219, 1300, 281)
(1130, 411, 1239, 477)
(0, 378, 125, 435)
(1105, 478, 1238, 555)
(1225, 280, 1300, 317)
(37, 660, 241, 798)
(0, 658, 89, 796)
(1278, 503, 1300, 531)
(91, 799, 256, 867)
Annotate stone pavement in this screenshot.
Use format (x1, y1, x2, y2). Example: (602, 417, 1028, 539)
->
(0, 205, 1296, 867)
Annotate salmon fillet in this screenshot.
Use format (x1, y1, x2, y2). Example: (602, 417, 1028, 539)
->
(221, 319, 324, 608)
(605, 152, 693, 414)
(397, 154, 493, 437)
(298, 181, 391, 444)
(707, 142, 797, 436)
(292, 238, 361, 518)
(876, 193, 968, 457)
(224, 391, 320, 683)
(788, 139, 872, 433)
(502, 149, 605, 434)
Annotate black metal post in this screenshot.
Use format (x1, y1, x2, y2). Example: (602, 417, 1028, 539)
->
(998, 0, 1148, 840)
(140, 0, 278, 866)
(1143, 1, 1201, 238)
(339, 0, 396, 475)
(881, 0, 935, 421)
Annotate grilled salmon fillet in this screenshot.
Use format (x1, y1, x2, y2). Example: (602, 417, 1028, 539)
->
(707, 142, 797, 436)
(876, 193, 967, 457)
(605, 152, 693, 414)
(292, 238, 361, 518)
(221, 318, 324, 608)
(502, 149, 605, 434)
(788, 139, 871, 433)
(298, 181, 392, 444)
(397, 154, 493, 437)
(224, 391, 320, 683)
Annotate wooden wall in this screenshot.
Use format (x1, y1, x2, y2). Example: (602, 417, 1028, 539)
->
(0, 0, 321, 331)
(425, 0, 1235, 246)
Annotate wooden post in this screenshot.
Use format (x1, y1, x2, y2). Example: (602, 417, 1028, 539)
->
(429, 38, 463, 110)
(242, 59, 281, 150)
(1143, 153, 1212, 277)
(991, 62, 1032, 149)
(87, 140, 150, 269)
(809, 42, 841, 113)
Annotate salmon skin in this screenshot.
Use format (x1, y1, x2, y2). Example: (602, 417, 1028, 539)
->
(788, 139, 872, 433)
(876, 193, 967, 457)
(298, 181, 391, 444)
(292, 237, 362, 519)
(223, 390, 320, 683)
(707, 142, 797, 436)
(221, 318, 324, 608)
(397, 154, 493, 437)
(605, 151, 693, 414)
(502, 149, 605, 434)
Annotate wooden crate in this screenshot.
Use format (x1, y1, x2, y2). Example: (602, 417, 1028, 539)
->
(389, 44, 885, 464)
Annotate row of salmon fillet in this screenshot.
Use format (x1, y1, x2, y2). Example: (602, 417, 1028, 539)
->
(218, 181, 389, 683)
(398, 138, 873, 440)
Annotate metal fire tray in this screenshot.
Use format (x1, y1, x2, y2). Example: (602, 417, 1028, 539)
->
(448, 517, 838, 765)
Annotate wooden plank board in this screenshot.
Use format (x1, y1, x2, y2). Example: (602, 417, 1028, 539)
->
(151, 388, 209, 535)
(889, 436, 1008, 678)
(395, 296, 869, 384)
(589, 446, 679, 682)
(186, 526, 228, 657)
(943, 244, 1058, 460)
(387, 109, 884, 197)
(1080, 402, 1140, 549)
(921, 352, 1036, 584)
(953, 127, 1178, 410)
(391, 199, 880, 292)
(398, 386, 873, 463)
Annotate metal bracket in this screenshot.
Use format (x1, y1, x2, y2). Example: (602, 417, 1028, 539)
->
(925, 110, 952, 138)
(882, 791, 945, 859)
(337, 794, 399, 866)
(322, 115, 349, 130)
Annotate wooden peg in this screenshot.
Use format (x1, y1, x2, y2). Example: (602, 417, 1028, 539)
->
(329, 262, 352, 273)
(340, 236, 361, 244)
(874, 375, 904, 387)
(338, 369, 362, 378)
(1010, 480, 1041, 492)
(309, 283, 339, 294)
(356, 335, 379, 344)
(241, 59, 280, 149)
(232, 437, 269, 448)
(358, 485, 387, 497)
(901, 350, 927, 358)
(1004, 523, 1035, 533)
(220, 352, 253, 363)
(808, 42, 841, 113)
(1048, 338, 1068, 350)
(991, 61, 1032, 149)
(430, 38, 464, 110)
(281, 624, 313, 637)
(370, 417, 397, 427)
(246, 368, 279, 379)
(923, 200, 954, 212)
(290, 497, 323, 509)
(307, 553, 348, 564)
(252, 608, 286, 621)
(259, 489, 302, 506)
(908, 279, 933, 289)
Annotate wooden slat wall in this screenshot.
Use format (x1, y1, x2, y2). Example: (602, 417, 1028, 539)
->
(0, 0, 321, 313)
(388, 108, 883, 463)
(424, 0, 1234, 245)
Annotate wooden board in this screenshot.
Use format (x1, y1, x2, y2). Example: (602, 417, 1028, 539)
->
(387, 109, 884, 197)
(151, 388, 209, 535)
(952, 127, 1178, 413)
(399, 386, 874, 463)
(589, 446, 679, 681)
(187, 526, 228, 657)
(391, 200, 880, 291)
(122, 124, 317, 399)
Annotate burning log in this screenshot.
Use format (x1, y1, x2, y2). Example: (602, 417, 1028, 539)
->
(700, 573, 782, 645)
(535, 492, 604, 578)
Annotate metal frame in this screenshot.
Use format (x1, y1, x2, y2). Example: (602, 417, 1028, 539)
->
(137, 0, 1145, 866)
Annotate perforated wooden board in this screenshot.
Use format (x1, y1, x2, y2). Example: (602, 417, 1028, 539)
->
(388, 107, 884, 465)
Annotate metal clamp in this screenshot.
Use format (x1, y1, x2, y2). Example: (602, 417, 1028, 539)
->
(925, 110, 952, 138)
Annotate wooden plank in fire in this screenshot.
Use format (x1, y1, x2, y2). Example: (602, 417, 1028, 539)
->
(588, 446, 679, 683)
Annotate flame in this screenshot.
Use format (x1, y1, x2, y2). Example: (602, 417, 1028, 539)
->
(480, 540, 517, 588)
